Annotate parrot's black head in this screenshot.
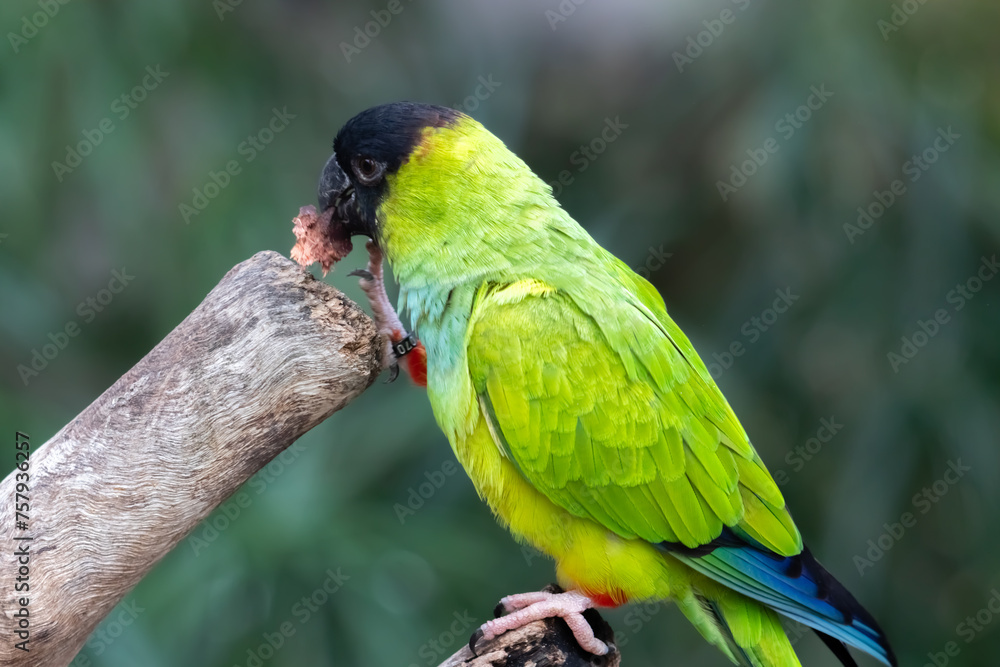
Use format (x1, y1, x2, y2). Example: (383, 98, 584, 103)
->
(318, 102, 461, 243)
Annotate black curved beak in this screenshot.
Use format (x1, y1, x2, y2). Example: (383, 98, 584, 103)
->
(317, 154, 349, 212)
(317, 154, 374, 239)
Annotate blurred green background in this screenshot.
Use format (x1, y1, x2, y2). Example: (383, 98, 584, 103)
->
(2, 0, 998, 665)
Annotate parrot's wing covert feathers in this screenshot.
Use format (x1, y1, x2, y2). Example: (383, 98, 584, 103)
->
(466, 274, 803, 557)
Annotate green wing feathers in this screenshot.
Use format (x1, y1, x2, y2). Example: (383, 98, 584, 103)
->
(466, 278, 802, 557)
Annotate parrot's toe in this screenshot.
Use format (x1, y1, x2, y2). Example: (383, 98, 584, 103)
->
(496, 590, 555, 614)
(474, 589, 609, 656)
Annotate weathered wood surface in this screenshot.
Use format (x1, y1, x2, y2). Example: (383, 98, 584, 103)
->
(0, 251, 384, 666)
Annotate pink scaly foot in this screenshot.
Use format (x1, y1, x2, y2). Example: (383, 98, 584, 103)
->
(472, 589, 610, 656)
(349, 241, 405, 366)
(349, 240, 428, 386)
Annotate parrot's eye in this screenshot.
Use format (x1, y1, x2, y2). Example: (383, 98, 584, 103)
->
(353, 156, 384, 185)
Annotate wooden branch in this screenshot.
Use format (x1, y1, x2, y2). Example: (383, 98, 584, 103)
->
(0, 251, 384, 667)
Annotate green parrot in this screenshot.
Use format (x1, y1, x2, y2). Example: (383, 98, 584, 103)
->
(315, 102, 896, 666)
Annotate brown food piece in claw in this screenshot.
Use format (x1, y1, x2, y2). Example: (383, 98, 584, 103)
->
(290, 205, 353, 275)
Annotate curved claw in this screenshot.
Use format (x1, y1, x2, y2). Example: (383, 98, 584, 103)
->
(468, 627, 483, 656)
(384, 363, 400, 383)
(348, 269, 374, 281)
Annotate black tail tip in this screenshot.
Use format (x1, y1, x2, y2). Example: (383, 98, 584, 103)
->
(813, 628, 897, 667)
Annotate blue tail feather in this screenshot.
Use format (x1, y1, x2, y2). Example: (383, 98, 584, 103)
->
(661, 528, 897, 666)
